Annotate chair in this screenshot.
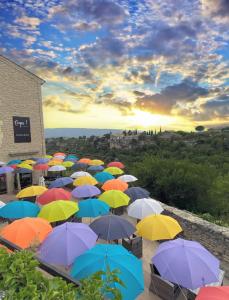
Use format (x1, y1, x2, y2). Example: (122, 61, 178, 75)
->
(122, 234, 142, 258)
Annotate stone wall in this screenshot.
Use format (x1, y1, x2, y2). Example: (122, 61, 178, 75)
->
(159, 201, 229, 278)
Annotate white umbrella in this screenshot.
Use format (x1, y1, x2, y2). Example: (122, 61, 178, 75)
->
(0, 200, 6, 208)
(0, 161, 6, 166)
(70, 171, 92, 179)
(118, 174, 138, 182)
(48, 165, 66, 172)
(127, 198, 164, 219)
(53, 155, 65, 160)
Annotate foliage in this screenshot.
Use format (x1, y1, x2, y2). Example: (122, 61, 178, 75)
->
(0, 249, 123, 300)
(195, 125, 205, 132)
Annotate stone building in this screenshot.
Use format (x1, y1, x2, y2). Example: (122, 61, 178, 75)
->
(0, 55, 45, 193)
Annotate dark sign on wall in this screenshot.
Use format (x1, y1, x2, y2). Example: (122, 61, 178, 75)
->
(13, 116, 31, 143)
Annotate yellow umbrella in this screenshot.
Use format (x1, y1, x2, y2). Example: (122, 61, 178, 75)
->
(99, 190, 130, 208)
(44, 155, 52, 159)
(73, 176, 98, 186)
(89, 159, 104, 166)
(48, 160, 61, 166)
(38, 200, 79, 222)
(17, 163, 33, 170)
(23, 160, 36, 165)
(62, 161, 74, 168)
(104, 167, 124, 175)
(136, 214, 182, 241)
(16, 186, 47, 198)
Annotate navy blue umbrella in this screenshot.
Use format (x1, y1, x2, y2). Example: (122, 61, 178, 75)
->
(87, 165, 104, 172)
(125, 187, 150, 202)
(15, 168, 32, 174)
(72, 163, 88, 170)
(49, 177, 73, 188)
(89, 215, 135, 241)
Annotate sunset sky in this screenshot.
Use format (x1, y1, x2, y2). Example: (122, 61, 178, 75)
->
(0, 0, 229, 131)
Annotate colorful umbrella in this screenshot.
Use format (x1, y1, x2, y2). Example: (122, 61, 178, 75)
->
(37, 188, 71, 205)
(118, 174, 138, 183)
(90, 215, 135, 240)
(15, 168, 32, 174)
(89, 159, 104, 166)
(49, 177, 73, 188)
(0, 166, 14, 174)
(17, 163, 33, 170)
(72, 162, 88, 170)
(54, 155, 65, 160)
(0, 201, 40, 219)
(76, 198, 110, 218)
(0, 217, 52, 249)
(36, 158, 50, 164)
(38, 222, 97, 266)
(99, 190, 130, 208)
(72, 185, 101, 199)
(48, 160, 62, 166)
(23, 159, 36, 165)
(153, 238, 220, 289)
(101, 179, 128, 192)
(104, 167, 124, 175)
(127, 198, 164, 219)
(125, 187, 150, 202)
(78, 158, 91, 164)
(107, 161, 125, 169)
(0, 161, 6, 166)
(7, 159, 21, 165)
(44, 155, 53, 159)
(34, 164, 49, 171)
(70, 171, 92, 179)
(0, 201, 6, 208)
(94, 171, 114, 183)
(196, 287, 229, 300)
(87, 165, 104, 172)
(38, 200, 78, 223)
(73, 176, 98, 186)
(54, 152, 65, 157)
(48, 165, 66, 172)
(136, 214, 182, 241)
(16, 186, 47, 198)
(62, 161, 74, 168)
(71, 244, 144, 300)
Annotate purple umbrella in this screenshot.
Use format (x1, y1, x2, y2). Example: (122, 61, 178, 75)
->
(72, 185, 101, 198)
(36, 158, 49, 164)
(0, 166, 14, 174)
(152, 238, 220, 290)
(49, 177, 73, 188)
(38, 222, 97, 266)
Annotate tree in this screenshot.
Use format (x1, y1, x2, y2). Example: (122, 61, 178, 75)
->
(195, 125, 205, 132)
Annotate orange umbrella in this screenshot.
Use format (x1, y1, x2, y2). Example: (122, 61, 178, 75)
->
(107, 161, 125, 169)
(101, 179, 128, 192)
(78, 158, 91, 164)
(0, 217, 52, 249)
(54, 152, 65, 156)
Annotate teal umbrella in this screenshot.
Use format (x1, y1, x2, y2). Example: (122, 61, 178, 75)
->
(94, 172, 114, 183)
(71, 244, 144, 300)
(0, 200, 40, 219)
(76, 198, 110, 218)
(7, 159, 21, 165)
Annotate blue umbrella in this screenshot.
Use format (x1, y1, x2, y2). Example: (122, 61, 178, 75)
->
(125, 187, 150, 202)
(15, 168, 32, 174)
(64, 157, 78, 162)
(36, 158, 49, 164)
(7, 159, 21, 165)
(0, 166, 14, 174)
(94, 172, 114, 183)
(88, 165, 104, 172)
(72, 163, 88, 170)
(76, 198, 110, 218)
(49, 177, 73, 188)
(0, 201, 40, 219)
(71, 244, 144, 300)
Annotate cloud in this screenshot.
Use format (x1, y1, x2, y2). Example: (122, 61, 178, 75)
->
(202, 0, 229, 22)
(73, 21, 101, 31)
(16, 15, 41, 30)
(43, 96, 84, 114)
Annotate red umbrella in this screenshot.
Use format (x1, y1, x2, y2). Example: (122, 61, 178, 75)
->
(37, 188, 71, 205)
(34, 164, 49, 171)
(9, 164, 17, 169)
(107, 161, 125, 169)
(196, 287, 229, 300)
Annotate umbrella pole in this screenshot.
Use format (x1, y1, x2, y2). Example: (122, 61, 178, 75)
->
(17, 173, 21, 191)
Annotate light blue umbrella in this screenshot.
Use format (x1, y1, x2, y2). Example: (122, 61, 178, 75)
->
(36, 158, 49, 164)
(49, 177, 73, 188)
(0, 166, 14, 174)
(7, 159, 21, 165)
(0, 200, 40, 219)
(15, 168, 32, 174)
(76, 198, 110, 218)
(94, 172, 114, 183)
(71, 244, 144, 300)
(88, 165, 104, 172)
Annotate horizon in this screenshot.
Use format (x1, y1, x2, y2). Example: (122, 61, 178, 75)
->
(0, 0, 229, 131)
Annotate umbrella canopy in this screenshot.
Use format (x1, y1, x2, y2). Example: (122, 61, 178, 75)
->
(38, 200, 78, 222)
(34, 164, 49, 171)
(62, 161, 74, 168)
(71, 244, 144, 300)
(0, 201, 6, 208)
(73, 176, 98, 186)
(118, 174, 138, 183)
(125, 187, 150, 202)
(99, 190, 130, 208)
(87, 165, 104, 172)
(7, 159, 21, 165)
(136, 214, 182, 241)
(78, 158, 91, 164)
(54, 152, 65, 157)
(16, 186, 47, 198)
(0, 217, 52, 249)
(44, 155, 53, 159)
(153, 238, 220, 290)
(70, 171, 92, 179)
(94, 171, 114, 183)
(48, 165, 66, 172)
(76, 198, 110, 218)
(36, 158, 49, 164)
(15, 168, 32, 174)
(196, 287, 229, 300)
(107, 161, 125, 169)
(38, 222, 97, 266)
(64, 157, 77, 163)
(0, 201, 40, 219)
(48, 160, 62, 166)
(0, 161, 6, 166)
(72, 185, 101, 199)
(37, 188, 71, 205)
(17, 163, 33, 170)
(0, 166, 14, 174)
(104, 167, 124, 175)
(54, 155, 65, 160)
(101, 179, 128, 192)
(72, 162, 88, 170)
(89, 159, 104, 166)
(49, 177, 73, 188)
(23, 159, 36, 165)
(90, 215, 135, 240)
(127, 198, 164, 219)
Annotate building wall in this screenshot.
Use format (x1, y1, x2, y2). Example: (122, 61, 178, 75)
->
(0, 56, 46, 191)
